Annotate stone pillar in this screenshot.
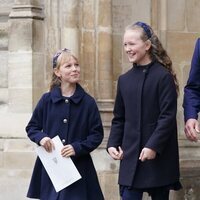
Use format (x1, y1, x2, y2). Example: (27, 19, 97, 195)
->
(80, 0, 96, 95)
(97, 0, 113, 100)
(0, 1, 44, 199)
(0, 0, 45, 138)
(79, 0, 114, 147)
(9, 0, 45, 112)
(61, 0, 79, 55)
(96, 0, 114, 147)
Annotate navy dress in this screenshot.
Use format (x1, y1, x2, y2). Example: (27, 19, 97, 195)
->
(26, 84, 104, 200)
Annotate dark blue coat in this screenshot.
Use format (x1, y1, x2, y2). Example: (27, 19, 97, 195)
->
(183, 38, 200, 121)
(107, 61, 181, 189)
(26, 84, 104, 200)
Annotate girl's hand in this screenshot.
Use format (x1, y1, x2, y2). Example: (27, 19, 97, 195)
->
(108, 146, 123, 160)
(61, 144, 75, 157)
(139, 147, 156, 162)
(39, 137, 55, 152)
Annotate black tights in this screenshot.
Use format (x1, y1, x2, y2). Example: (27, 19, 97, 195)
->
(150, 189, 169, 200)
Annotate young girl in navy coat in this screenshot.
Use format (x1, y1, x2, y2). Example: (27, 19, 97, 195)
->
(26, 49, 104, 200)
(107, 22, 182, 200)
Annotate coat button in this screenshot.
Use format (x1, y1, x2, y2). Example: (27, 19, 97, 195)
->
(62, 139, 66, 144)
(63, 118, 68, 123)
(65, 99, 69, 103)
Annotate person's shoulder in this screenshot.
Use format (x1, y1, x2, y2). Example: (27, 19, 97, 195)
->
(195, 38, 200, 49)
(78, 85, 96, 104)
(151, 62, 170, 75)
(82, 93, 98, 110)
(41, 90, 51, 98)
(34, 91, 51, 108)
(84, 92, 96, 104)
(119, 66, 134, 80)
(150, 62, 175, 84)
(39, 91, 51, 102)
(196, 38, 200, 43)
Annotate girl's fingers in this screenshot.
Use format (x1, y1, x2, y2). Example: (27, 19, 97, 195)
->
(118, 146, 124, 159)
(61, 145, 75, 157)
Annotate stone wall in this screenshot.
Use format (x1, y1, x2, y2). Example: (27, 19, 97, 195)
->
(0, 0, 200, 199)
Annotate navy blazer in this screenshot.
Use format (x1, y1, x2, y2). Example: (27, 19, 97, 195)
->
(183, 38, 200, 121)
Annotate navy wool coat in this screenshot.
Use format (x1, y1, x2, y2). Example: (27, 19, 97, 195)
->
(107, 61, 181, 189)
(26, 84, 104, 200)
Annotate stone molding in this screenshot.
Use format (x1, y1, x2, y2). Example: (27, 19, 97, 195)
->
(9, 4, 44, 20)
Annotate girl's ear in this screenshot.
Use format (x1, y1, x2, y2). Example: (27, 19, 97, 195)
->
(145, 40, 152, 51)
(54, 68, 61, 77)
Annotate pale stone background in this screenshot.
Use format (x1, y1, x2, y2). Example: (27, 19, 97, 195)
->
(0, 0, 200, 199)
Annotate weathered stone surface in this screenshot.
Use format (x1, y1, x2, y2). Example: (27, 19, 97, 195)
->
(0, 88, 8, 113)
(112, 0, 151, 34)
(186, 0, 200, 32)
(82, 0, 95, 29)
(98, 0, 112, 27)
(167, 32, 198, 66)
(0, 22, 8, 49)
(9, 19, 33, 51)
(167, 0, 186, 31)
(0, 51, 8, 87)
(63, 0, 79, 28)
(0, 169, 33, 200)
(8, 88, 32, 112)
(98, 31, 112, 99)
(8, 52, 32, 88)
(0, 113, 31, 137)
(112, 35, 123, 81)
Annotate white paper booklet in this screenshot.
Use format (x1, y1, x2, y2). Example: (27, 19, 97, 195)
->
(36, 135, 81, 192)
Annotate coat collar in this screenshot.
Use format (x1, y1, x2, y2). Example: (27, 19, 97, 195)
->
(50, 83, 85, 104)
(133, 60, 155, 70)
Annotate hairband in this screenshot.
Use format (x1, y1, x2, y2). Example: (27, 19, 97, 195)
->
(134, 21, 152, 39)
(52, 48, 71, 68)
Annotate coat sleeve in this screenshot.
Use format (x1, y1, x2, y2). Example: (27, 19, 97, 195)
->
(71, 99, 104, 156)
(25, 94, 48, 144)
(183, 38, 200, 122)
(145, 73, 177, 154)
(107, 77, 125, 149)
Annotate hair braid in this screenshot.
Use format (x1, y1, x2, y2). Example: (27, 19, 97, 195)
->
(149, 34, 179, 93)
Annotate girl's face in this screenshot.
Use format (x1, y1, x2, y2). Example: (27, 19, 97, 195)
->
(54, 56, 80, 84)
(123, 29, 151, 65)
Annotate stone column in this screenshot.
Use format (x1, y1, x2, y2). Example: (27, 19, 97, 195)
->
(44, 0, 62, 86)
(61, 0, 79, 55)
(0, 1, 44, 199)
(79, 0, 114, 147)
(97, 0, 113, 99)
(7, 0, 45, 135)
(96, 0, 114, 147)
(80, 0, 96, 95)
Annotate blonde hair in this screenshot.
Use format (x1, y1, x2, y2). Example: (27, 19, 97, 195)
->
(125, 22, 179, 93)
(49, 51, 79, 91)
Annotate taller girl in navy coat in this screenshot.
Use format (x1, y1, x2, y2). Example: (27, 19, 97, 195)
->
(107, 22, 182, 200)
(26, 49, 104, 200)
